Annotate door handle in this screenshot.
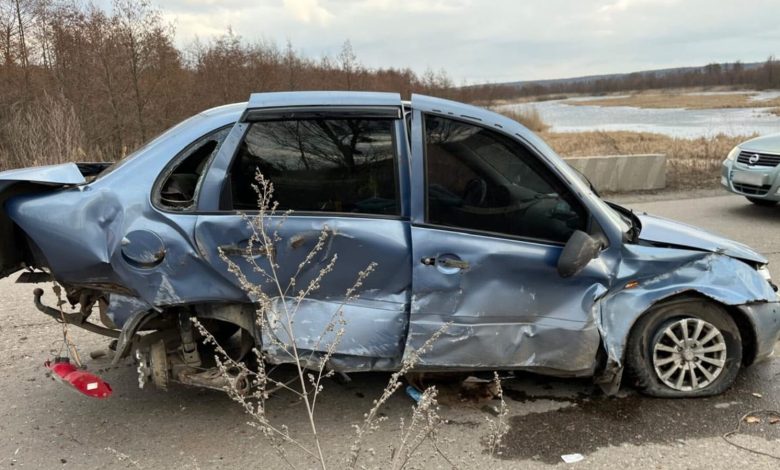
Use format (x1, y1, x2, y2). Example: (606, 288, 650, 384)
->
(438, 258, 469, 270)
(420, 255, 469, 271)
(218, 241, 273, 257)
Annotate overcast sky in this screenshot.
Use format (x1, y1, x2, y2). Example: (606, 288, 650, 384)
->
(152, 0, 780, 83)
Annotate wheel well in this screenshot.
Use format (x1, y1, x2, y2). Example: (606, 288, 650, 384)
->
(631, 292, 757, 367)
(722, 305, 757, 366)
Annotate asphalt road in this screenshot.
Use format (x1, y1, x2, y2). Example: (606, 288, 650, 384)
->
(1, 191, 779, 469)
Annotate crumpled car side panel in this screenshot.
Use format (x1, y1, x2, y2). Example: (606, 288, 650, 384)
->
(597, 245, 779, 379)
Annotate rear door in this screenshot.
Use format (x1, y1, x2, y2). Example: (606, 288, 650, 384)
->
(194, 92, 412, 368)
(404, 95, 611, 374)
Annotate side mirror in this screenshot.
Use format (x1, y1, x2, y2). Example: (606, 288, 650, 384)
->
(557, 230, 601, 278)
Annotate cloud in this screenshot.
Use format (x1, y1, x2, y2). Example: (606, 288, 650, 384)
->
(600, 0, 677, 13)
(153, 0, 780, 83)
(283, 0, 333, 25)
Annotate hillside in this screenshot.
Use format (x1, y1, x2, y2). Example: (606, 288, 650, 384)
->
(500, 62, 766, 89)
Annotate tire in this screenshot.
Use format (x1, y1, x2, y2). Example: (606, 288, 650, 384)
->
(747, 197, 778, 206)
(626, 299, 742, 398)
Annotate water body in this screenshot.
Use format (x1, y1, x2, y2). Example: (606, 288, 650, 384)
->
(501, 93, 780, 138)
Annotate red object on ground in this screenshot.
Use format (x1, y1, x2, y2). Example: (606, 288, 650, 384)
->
(44, 358, 112, 399)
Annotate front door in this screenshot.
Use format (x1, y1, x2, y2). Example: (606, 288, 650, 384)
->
(405, 96, 611, 374)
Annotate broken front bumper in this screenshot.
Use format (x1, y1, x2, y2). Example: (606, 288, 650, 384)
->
(738, 301, 780, 364)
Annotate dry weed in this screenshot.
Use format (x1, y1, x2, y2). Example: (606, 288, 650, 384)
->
(543, 130, 751, 189)
(195, 170, 510, 469)
(563, 92, 780, 110)
(492, 106, 549, 133)
(0, 93, 102, 170)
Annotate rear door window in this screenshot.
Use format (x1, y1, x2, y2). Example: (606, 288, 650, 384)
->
(227, 118, 400, 215)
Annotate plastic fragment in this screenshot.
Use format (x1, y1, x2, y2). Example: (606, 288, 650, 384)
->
(405, 385, 422, 403)
(561, 453, 584, 463)
(44, 357, 112, 399)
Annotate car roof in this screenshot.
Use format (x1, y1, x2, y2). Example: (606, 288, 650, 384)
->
(246, 91, 402, 109)
(200, 102, 246, 118)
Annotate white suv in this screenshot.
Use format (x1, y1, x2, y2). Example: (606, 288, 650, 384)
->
(722, 133, 780, 205)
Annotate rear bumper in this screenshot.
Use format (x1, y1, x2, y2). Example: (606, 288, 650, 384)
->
(738, 301, 780, 364)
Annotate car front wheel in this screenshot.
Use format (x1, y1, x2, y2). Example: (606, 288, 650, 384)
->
(747, 197, 778, 206)
(627, 299, 742, 397)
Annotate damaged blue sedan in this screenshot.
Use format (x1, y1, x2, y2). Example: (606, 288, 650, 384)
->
(1, 92, 778, 398)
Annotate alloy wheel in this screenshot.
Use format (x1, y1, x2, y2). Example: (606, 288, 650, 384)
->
(652, 318, 727, 391)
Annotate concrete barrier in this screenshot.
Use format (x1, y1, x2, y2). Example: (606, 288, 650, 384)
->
(564, 154, 666, 192)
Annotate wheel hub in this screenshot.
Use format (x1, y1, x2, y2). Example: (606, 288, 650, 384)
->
(681, 348, 695, 362)
(652, 318, 727, 392)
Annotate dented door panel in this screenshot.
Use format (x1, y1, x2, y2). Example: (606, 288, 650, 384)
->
(406, 225, 609, 373)
(194, 214, 412, 363)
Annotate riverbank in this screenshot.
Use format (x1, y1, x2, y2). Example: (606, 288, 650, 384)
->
(544, 130, 746, 189)
(562, 90, 780, 112)
(493, 106, 750, 190)
(540, 131, 751, 190)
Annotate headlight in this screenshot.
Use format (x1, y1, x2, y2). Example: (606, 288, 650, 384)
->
(725, 146, 740, 162)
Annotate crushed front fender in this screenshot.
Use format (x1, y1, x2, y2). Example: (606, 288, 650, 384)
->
(595, 245, 779, 392)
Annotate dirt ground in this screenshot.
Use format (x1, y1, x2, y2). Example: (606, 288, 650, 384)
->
(1, 191, 779, 469)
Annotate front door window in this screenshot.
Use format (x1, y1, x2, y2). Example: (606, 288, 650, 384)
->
(424, 115, 585, 243)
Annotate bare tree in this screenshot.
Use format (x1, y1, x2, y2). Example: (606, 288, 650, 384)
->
(12, 0, 33, 90)
(338, 39, 358, 90)
(0, 1, 466, 171)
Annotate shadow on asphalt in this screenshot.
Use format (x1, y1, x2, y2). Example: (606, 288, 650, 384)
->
(724, 201, 780, 221)
(34, 354, 780, 465)
(500, 364, 780, 463)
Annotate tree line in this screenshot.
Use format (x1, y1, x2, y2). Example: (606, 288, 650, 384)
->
(1, 0, 778, 169)
(0, 0, 482, 167)
(469, 59, 780, 102)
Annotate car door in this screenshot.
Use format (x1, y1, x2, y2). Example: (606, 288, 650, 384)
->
(404, 95, 612, 374)
(194, 92, 412, 369)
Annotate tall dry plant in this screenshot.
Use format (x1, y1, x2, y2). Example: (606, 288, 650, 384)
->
(193, 170, 482, 469)
(493, 105, 549, 133)
(543, 130, 750, 189)
(0, 92, 92, 170)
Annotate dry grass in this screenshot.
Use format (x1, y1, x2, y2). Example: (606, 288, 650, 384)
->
(770, 107, 780, 116)
(492, 106, 549, 133)
(543, 130, 751, 189)
(0, 94, 107, 171)
(563, 92, 780, 110)
(484, 94, 570, 107)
